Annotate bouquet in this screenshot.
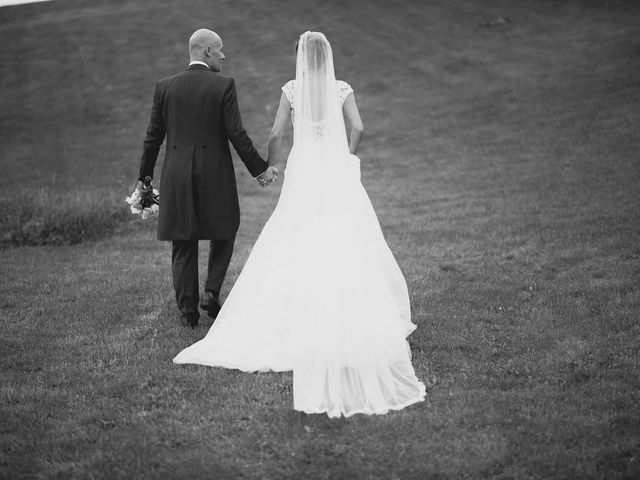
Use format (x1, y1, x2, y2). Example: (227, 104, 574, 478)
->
(126, 176, 160, 219)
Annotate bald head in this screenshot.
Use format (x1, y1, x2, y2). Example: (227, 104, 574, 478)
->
(189, 29, 225, 71)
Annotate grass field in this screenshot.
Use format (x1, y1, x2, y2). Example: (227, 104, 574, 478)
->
(1, 0, 639, 478)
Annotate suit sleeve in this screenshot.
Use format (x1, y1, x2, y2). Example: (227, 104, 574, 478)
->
(222, 78, 269, 177)
(138, 81, 166, 181)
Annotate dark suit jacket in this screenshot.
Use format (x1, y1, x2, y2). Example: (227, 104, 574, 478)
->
(138, 64, 268, 240)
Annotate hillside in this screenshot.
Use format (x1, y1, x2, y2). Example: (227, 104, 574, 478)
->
(1, 0, 639, 478)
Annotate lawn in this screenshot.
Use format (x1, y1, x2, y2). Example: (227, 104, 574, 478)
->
(1, 0, 639, 478)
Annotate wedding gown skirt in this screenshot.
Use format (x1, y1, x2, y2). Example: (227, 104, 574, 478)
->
(174, 146, 426, 417)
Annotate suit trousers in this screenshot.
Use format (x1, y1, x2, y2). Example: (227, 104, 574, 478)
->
(171, 237, 235, 314)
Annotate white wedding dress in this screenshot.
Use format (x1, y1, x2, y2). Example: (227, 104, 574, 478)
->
(174, 32, 425, 418)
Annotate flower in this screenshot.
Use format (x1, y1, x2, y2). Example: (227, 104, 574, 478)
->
(126, 184, 160, 219)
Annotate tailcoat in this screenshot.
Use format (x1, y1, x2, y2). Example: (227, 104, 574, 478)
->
(139, 64, 268, 240)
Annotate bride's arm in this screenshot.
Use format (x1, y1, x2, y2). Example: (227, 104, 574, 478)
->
(266, 92, 291, 166)
(342, 93, 364, 154)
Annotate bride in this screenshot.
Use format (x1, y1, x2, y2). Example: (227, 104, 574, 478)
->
(174, 31, 426, 418)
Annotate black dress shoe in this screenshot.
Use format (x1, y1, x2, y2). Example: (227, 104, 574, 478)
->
(200, 291, 222, 319)
(179, 312, 200, 329)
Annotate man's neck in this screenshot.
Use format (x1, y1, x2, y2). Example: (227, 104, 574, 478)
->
(189, 60, 209, 68)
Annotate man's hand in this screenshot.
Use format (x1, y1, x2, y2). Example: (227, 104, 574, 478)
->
(136, 176, 153, 193)
(257, 166, 279, 188)
(133, 176, 158, 210)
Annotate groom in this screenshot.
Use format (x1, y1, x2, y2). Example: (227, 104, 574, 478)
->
(137, 28, 278, 328)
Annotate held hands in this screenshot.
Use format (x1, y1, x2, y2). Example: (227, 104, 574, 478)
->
(257, 166, 279, 188)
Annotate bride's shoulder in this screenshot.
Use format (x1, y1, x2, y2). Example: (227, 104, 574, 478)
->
(281, 80, 295, 104)
(336, 80, 354, 104)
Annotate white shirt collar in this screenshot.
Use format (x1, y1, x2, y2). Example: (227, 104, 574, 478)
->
(189, 60, 210, 68)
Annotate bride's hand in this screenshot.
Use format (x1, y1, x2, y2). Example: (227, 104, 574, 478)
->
(257, 166, 279, 187)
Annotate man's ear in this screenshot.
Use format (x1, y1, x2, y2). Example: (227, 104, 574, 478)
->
(206, 46, 212, 57)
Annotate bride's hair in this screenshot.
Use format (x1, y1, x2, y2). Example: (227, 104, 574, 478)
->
(295, 32, 328, 53)
(297, 32, 328, 75)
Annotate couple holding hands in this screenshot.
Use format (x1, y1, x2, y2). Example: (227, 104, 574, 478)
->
(137, 29, 425, 418)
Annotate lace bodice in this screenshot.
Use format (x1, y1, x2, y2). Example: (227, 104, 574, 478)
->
(281, 80, 353, 109)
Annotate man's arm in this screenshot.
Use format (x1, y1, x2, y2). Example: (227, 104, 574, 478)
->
(222, 78, 269, 178)
(138, 82, 166, 181)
